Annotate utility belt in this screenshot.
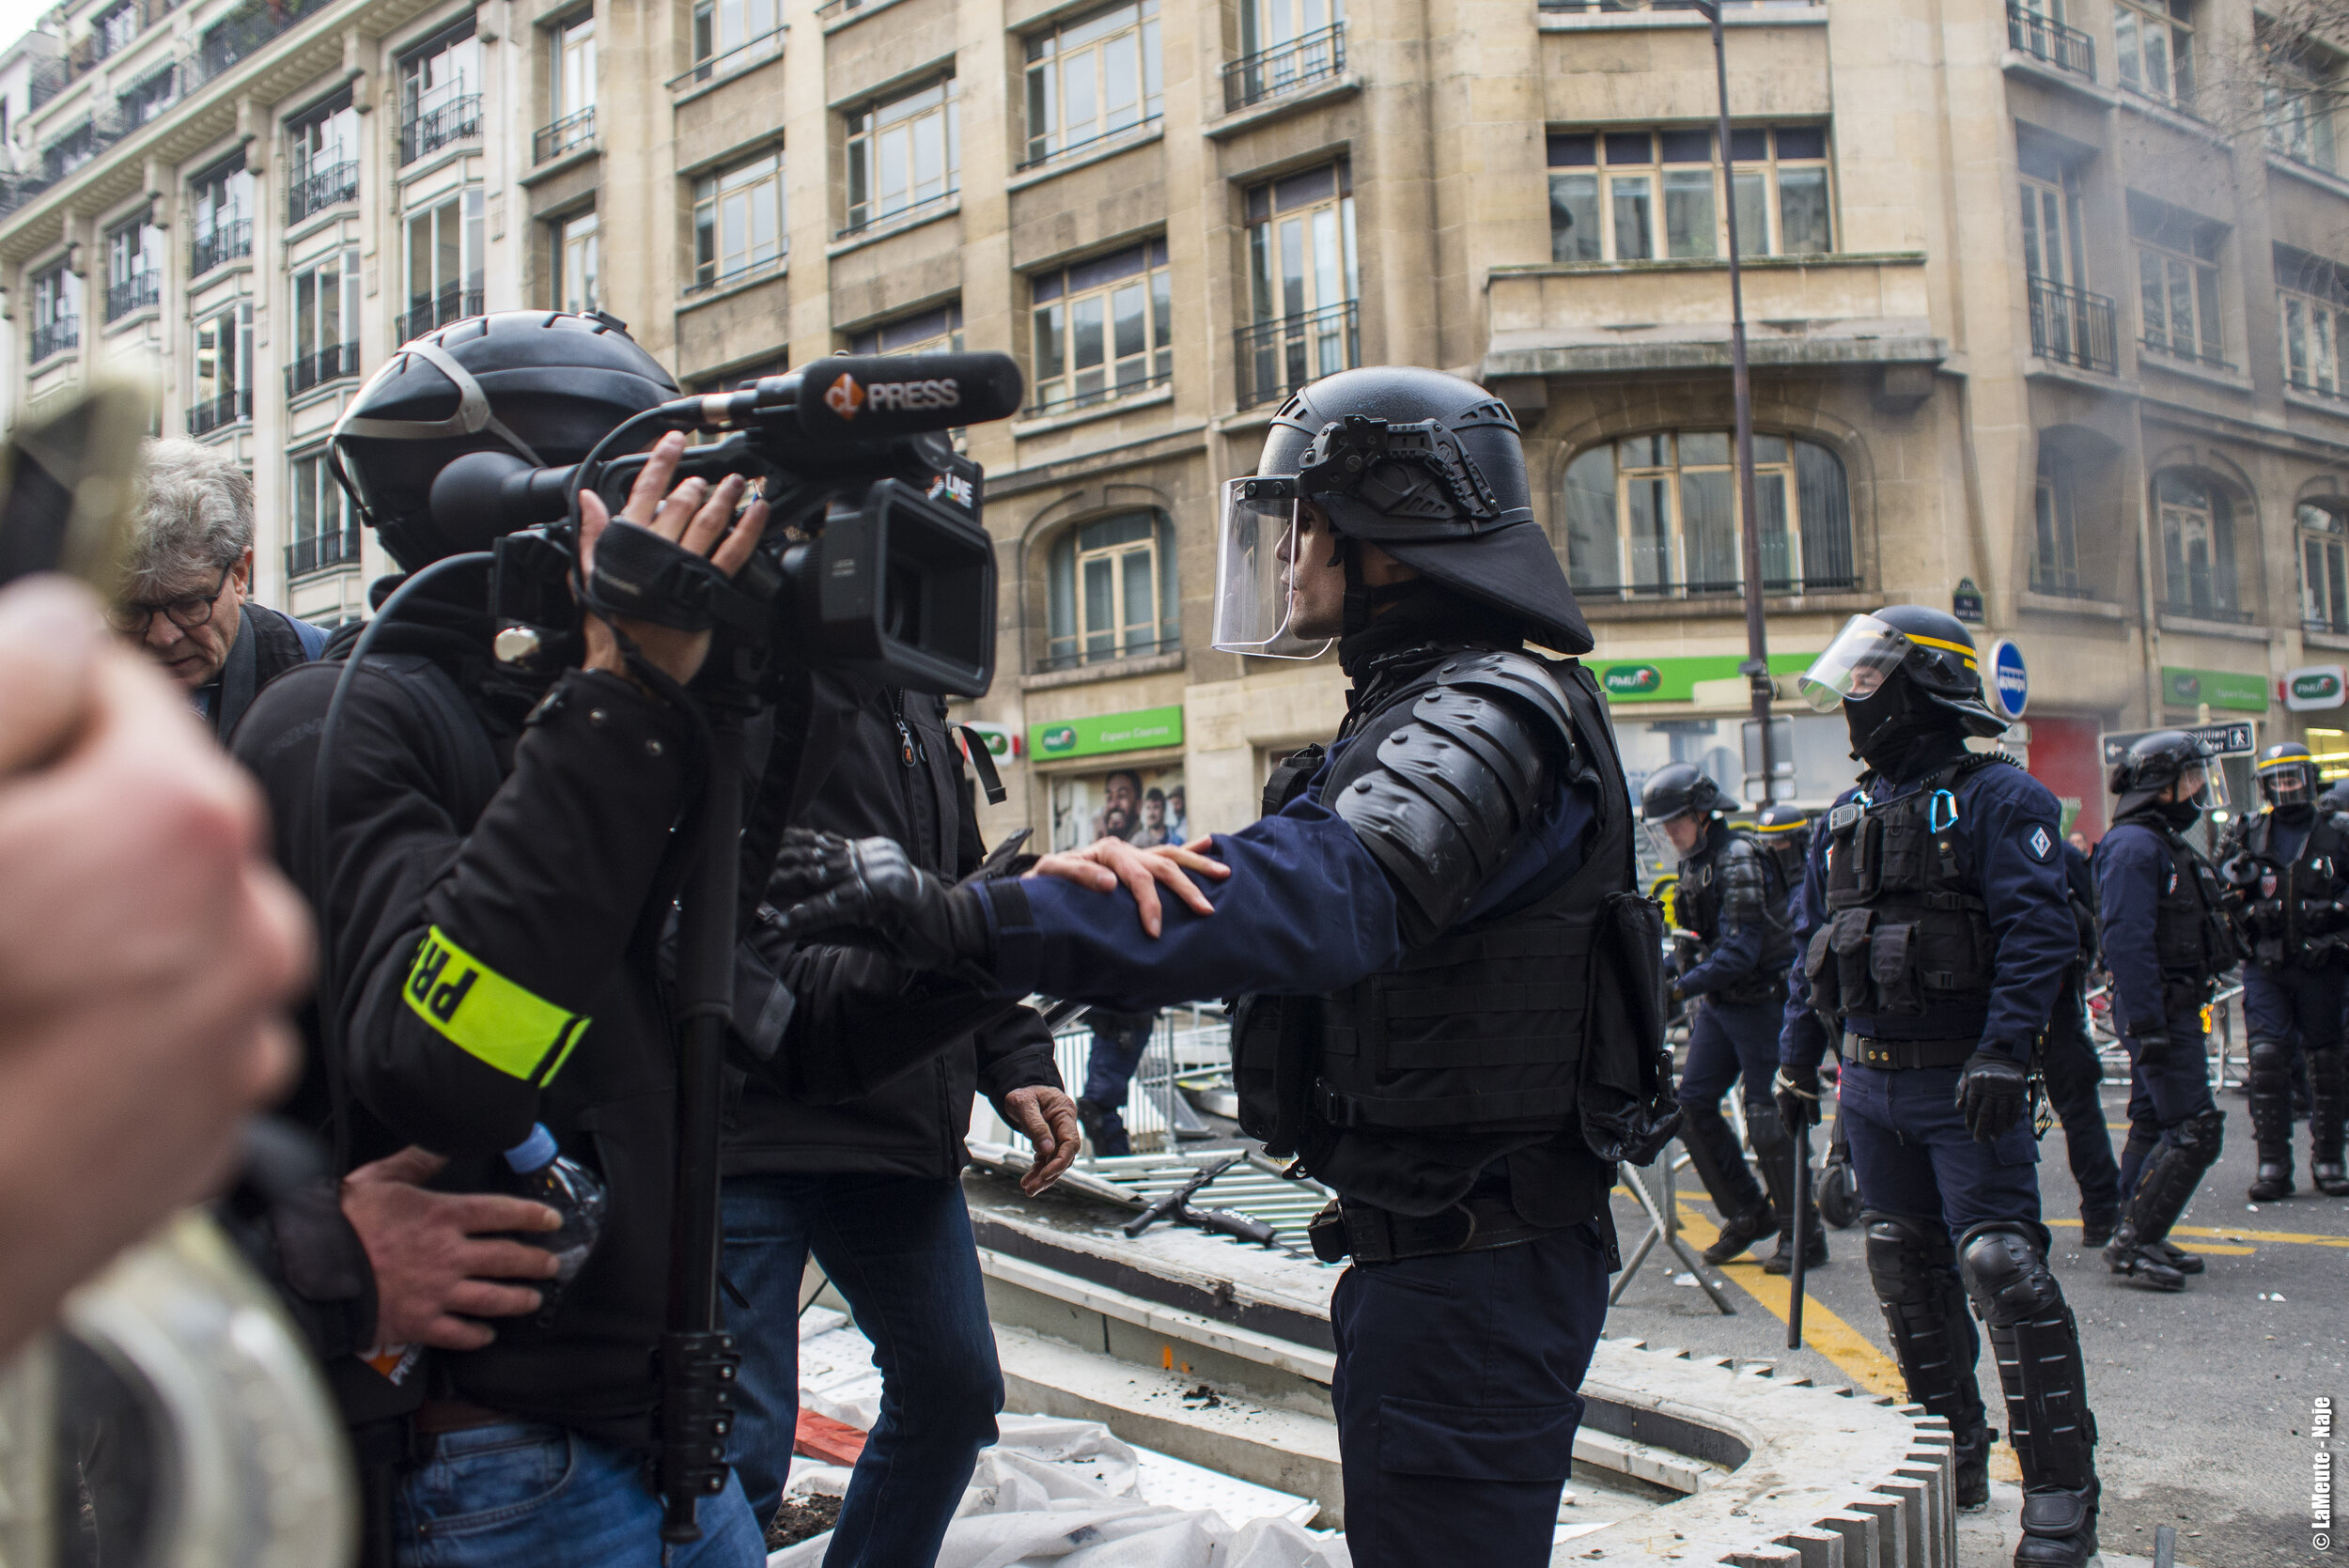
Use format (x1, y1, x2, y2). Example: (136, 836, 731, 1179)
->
(1308, 1193, 1557, 1264)
(1843, 1033, 1976, 1070)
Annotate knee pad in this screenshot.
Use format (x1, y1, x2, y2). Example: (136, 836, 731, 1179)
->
(1862, 1210, 1953, 1306)
(2171, 1107, 2225, 1165)
(1955, 1222, 2063, 1327)
(2310, 1048, 2348, 1091)
(2248, 1038, 2295, 1080)
(1744, 1099, 1792, 1157)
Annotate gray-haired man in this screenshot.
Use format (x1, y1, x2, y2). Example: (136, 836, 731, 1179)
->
(108, 438, 325, 738)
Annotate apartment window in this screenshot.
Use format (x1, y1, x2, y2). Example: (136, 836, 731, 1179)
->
(2131, 194, 2226, 367)
(692, 0, 779, 75)
(1546, 125, 1829, 263)
(105, 210, 161, 321)
(1030, 239, 1171, 413)
(539, 13, 597, 160)
(844, 77, 958, 233)
(288, 451, 359, 579)
(2304, 504, 2349, 635)
(692, 148, 784, 289)
(118, 65, 174, 127)
(191, 303, 254, 436)
(29, 265, 81, 364)
(92, 1, 136, 60)
(403, 190, 486, 339)
(1561, 431, 1855, 598)
(190, 158, 254, 275)
(288, 97, 359, 223)
(2156, 470, 2238, 619)
(1238, 161, 1357, 407)
(2280, 255, 2348, 399)
(1024, 0, 1161, 167)
(400, 23, 483, 165)
(2031, 447, 2082, 597)
(289, 250, 359, 395)
(847, 302, 963, 356)
(1045, 511, 1177, 669)
(2265, 46, 2341, 172)
(556, 210, 600, 314)
(2116, 0, 2194, 110)
(1239, 0, 1343, 60)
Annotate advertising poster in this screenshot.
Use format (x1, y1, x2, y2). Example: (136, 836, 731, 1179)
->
(1049, 765, 1189, 852)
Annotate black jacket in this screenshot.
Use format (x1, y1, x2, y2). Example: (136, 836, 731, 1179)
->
(203, 600, 325, 739)
(233, 566, 1012, 1451)
(725, 678, 1059, 1179)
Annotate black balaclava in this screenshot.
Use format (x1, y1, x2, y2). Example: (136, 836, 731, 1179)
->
(2155, 799, 2203, 831)
(1843, 667, 1957, 777)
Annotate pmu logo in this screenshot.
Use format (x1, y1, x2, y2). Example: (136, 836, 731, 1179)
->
(824, 372, 865, 420)
(1603, 664, 1663, 696)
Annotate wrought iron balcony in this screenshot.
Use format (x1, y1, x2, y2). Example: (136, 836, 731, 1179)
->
(287, 526, 363, 580)
(534, 106, 597, 163)
(1235, 300, 1358, 410)
(2005, 3, 2094, 79)
(191, 219, 254, 277)
(400, 94, 483, 165)
(28, 319, 80, 364)
(197, 0, 323, 83)
(286, 341, 360, 396)
(104, 272, 160, 321)
(1222, 22, 1346, 113)
(2139, 334, 2236, 374)
(2026, 275, 2116, 374)
(288, 160, 358, 224)
(187, 387, 252, 437)
(400, 287, 485, 342)
(2287, 371, 2349, 405)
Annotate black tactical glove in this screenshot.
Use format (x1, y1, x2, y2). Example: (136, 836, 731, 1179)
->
(1953, 1049, 2029, 1142)
(762, 829, 993, 972)
(1772, 1063, 1822, 1133)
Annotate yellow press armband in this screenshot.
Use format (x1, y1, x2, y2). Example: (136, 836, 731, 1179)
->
(403, 925, 591, 1083)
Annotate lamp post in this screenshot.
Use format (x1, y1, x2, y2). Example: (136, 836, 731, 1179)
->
(1688, 0, 1777, 801)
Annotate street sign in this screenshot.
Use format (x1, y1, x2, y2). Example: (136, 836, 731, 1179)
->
(2102, 721, 2258, 767)
(1986, 638, 2028, 721)
(2285, 664, 2346, 712)
(1952, 577, 1984, 624)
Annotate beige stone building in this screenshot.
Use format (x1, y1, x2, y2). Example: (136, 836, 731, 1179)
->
(0, 0, 2343, 846)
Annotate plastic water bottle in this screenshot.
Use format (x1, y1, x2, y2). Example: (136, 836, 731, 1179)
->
(504, 1124, 608, 1319)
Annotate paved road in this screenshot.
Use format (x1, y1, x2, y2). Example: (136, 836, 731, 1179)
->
(1602, 1076, 2346, 1568)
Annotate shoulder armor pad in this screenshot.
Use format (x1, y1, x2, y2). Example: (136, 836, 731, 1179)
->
(1332, 674, 1565, 943)
(1430, 650, 1577, 744)
(1716, 835, 1770, 921)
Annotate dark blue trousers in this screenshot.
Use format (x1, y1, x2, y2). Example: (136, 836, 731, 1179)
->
(1081, 1023, 1153, 1155)
(2243, 964, 2345, 1052)
(1330, 1220, 1610, 1568)
(2118, 1023, 2218, 1200)
(718, 1174, 1003, 1567)
(2041, 968, 2121, 1221)
(1837, 1062, 2046, 1247)
(1675, 996, 1780, 1116)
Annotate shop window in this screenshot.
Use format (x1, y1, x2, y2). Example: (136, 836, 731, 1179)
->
(2155, 469, 2241, 620)
(1044, 511, 1178, 670)
(1546, 124, 1830, 264)
(2303, 503, 2349, 636)
(1561, 431, 1854, 599)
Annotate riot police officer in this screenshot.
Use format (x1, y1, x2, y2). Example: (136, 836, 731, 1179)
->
(764, 366, 1646, 1568)
(1643, 765, 1823, 1273)
(2095, 732, 2237, 1290)
(2217, 742, 2349, 1200)
(2044, 829, 2122, 1246)
(1774, 608, 2098, 1568)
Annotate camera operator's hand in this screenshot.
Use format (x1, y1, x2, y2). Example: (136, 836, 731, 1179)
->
(341, 1146, 563, 1351)
(765, 830, 992, 970)
(1028, 836, 1232, 938)
(0, 578, 309, 1358)
(998, 1086, 1082, 1195)
(578, 430, 769, 691)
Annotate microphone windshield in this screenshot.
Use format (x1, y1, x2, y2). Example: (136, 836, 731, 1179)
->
(793, 354, 1023, 440)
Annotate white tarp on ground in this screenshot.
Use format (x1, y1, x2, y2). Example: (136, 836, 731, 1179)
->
(772, 1320, 1346, 1568)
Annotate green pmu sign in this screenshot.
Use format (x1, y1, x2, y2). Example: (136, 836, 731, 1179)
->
(1028, 705, 1185, 760)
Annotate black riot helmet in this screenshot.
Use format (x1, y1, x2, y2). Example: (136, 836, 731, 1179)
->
(330, 310, 680, 570)
(2256, 741, 2320, 812)
(1213, 366, 1591, 658)
(2110, 729, 2227, 820)
(1641, 762, 1731, 860)
(1751, 803, 1812, 846)
(1797, 604, 2006, 759)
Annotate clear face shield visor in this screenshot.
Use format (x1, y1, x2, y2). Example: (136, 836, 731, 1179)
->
(2260, 759, 2313, 808)
(1642, 811, 1699, 863)
(1796, 613, 1925, 713)
(1211, 476, 1331, 660)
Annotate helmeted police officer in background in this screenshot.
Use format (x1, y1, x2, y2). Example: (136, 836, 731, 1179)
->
(2094, 732, 2238, 1291)
(1773, 607, 2099, 1568)
(1642, 765, 1823, 1273)
(2043, 827, 2121, 1246)
(2217, 741, 2349, 1201)
(763, 366, 1655, 1568)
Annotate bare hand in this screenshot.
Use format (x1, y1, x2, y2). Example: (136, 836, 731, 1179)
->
(1026, 835, 1230, 938)
(578, 431, 769, 689)
(1000, 1085, 1082, 1194)
(0, 578, 309, 1358)
(341, 1146, 562, 1351)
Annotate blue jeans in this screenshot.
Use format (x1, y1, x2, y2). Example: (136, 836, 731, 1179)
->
(392, 1422, 762, 1568)
(1837, 1061, 2046, 1247)
(719, 1173, 1002, 1567)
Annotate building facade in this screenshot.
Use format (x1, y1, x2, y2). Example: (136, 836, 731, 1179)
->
(0, 0, 2342, 846)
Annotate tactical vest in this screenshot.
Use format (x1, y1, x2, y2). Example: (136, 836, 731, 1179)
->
(2135, 815, 2236, 999)
(2222, 809, 2349, 970)
(1679, 830, 1796, 1007)
(1803, 753, 2010, 1029)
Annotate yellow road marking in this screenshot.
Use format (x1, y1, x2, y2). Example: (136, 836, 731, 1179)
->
(1667, 1205, 1906, 1401)
(2046, 1216, 2344, 1249)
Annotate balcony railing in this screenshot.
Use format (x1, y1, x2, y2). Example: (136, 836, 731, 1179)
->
(1235, 300, 1358, 410)
(28, 319, 80, 364)
(287, 526, 363, 580)
(104, 271, 160, 321)
(1019, 114, 1163, 172)
(2287, 372, 2349, 406)
(286, 341, 359, 396)
(0, 174, 54, 218)
(2027, 275, 2117, 374)
(400, 287, 485, 342)
(1222, 22, 1346, 113)
(187, 387, 252, 437)
(400, 94, 482, 165)
(670, 24, 785, 88)
(1579, 569, 1862, 602)
(534, 106, 597, 163)
(1039, 631, 1181, 675)
(1025, 368, 1172, 420)
(2139, 334, 2236, 374)
(2005, 3, 2094, 80)
(288, 160, 358, 224)
(2160, 598, 2252, 625)
(198, 0, 323, 83)
(191, 219, 254, 277)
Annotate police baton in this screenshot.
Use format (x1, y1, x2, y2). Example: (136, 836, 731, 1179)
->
(1786, 1118, 1812, 1350)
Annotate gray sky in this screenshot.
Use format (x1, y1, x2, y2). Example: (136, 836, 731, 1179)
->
(0, 0, 49, 67)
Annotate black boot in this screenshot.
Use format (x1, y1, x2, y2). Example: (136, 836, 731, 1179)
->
(2153, 1239, 2205, 1274)
(1750, 1103, 1827, 1276)
(1862, 1213, 1992, 1508)
(2077, 1206, 2118, 1250)
(2309, 1048, 2349, 1195)
(1956, 1225, 2100, 1568)
(1681, 1106, 1777, 1265)
(1076, 1096, 1128, 1157)
(1952, 1420, 1997, 1511)
(2248, 1038, 2296, 1201)
(2103, 1108, 2222, 1293)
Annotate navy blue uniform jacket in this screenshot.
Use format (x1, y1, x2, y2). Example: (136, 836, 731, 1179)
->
(2095, 819, 2191, 1042)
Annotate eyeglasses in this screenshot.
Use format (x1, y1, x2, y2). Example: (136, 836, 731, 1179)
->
(108, 563, 236, 635)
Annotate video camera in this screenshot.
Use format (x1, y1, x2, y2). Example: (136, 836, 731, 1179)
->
(427, 351, 1023, 699)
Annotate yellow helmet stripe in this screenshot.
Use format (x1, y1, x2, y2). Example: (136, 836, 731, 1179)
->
(1903, 631, 1980, 672)
(1750, 819, 1809, 832)
(2258, 754, 2312, 770)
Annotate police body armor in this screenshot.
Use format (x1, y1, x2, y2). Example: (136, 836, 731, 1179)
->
(1805, 753, 2014, 1030)
(2125, 812, 2237, 1024)
(1232, 649, 1643, 1222)
(1680, 831, 1797, 1007)
(2221, 809, 2349, 970)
